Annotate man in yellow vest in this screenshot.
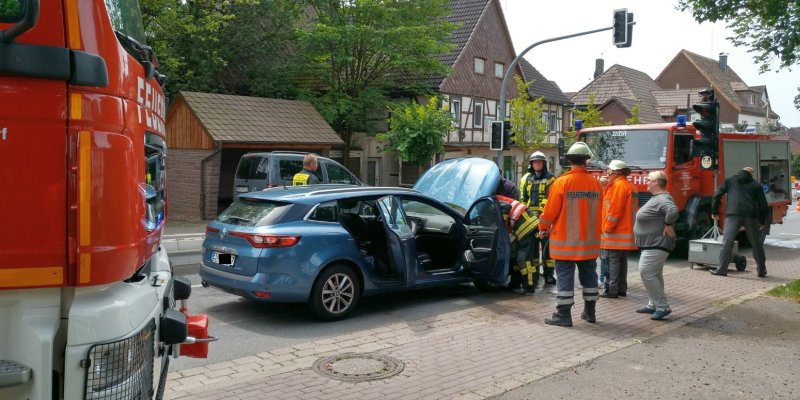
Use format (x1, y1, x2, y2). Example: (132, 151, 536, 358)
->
(520, 151, 556, 285)
(292, 154, 320, 186)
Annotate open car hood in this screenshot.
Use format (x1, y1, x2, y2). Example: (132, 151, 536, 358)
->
(413, 158, 499, 214)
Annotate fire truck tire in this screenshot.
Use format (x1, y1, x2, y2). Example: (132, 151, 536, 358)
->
(309, 264, 361, 321)
(734, 255, 747, 271)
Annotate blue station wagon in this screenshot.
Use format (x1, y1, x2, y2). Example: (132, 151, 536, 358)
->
(200, 158, 511, 320)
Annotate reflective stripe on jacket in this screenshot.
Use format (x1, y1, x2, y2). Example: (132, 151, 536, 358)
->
(497, 195, 539, 240)
(601, 175, 638, 250)
(538, 167, 603, 260)
(520, 170, 555, 213)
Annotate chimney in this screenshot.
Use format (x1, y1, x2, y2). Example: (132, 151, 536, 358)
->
(719, 53, 728, 72)
(594, 59, 604, 79)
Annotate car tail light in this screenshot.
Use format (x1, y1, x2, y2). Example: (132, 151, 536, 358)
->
(229, 232, 301, 248)
(205, 226, 219, 238)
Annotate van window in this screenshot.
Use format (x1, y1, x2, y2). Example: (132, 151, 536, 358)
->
(326, 162, 355, 184)
(236, 155, 268, 180)
(279, 158, 323, 182)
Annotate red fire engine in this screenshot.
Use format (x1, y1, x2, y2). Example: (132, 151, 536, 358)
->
(570, 122, 791, 247)
(1, 1, 211, 399)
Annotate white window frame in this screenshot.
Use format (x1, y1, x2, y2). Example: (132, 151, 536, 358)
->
(451, 99, 461, 126)
(473, 102, 484, 128)
(494, 62, 504, 78)
(474, 58, 485, 75)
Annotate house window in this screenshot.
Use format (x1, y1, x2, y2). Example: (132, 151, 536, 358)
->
(474, 58, 485, 75)
(474, 102, 484, 128)
(494, 62, 504, 78)
(749, 94, 755, 105)
(549, 114, 557, 133)
(451, 99, 461, 126)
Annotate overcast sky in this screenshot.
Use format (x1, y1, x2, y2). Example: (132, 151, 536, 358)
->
(500, 0, 800, 128)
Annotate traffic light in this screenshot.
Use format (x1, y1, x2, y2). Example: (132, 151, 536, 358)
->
(613, 9, 629, 47)
(490, 120, 503, 151)
(691, 89, 719, 169)
(503, 121, 514, 150)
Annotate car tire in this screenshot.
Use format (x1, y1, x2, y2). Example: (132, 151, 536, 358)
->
(309, 264, 361, 321)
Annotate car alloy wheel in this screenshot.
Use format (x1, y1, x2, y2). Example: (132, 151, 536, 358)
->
(310, 264, 361, 321)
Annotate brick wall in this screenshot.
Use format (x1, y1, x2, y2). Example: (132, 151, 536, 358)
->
(167, 148, 220, 220)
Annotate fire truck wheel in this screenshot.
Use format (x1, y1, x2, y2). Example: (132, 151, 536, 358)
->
(734, 255, 747, 271)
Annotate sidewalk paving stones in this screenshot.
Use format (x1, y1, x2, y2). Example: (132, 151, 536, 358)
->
(165, 245, 798, 399)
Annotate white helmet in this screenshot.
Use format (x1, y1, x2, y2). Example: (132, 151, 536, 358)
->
(608, 159, 628, 170)
(566, 141, 593, 157)
(529, 151, 546, 162)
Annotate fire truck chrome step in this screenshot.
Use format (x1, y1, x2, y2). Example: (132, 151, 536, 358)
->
(0, 359, 32, 388)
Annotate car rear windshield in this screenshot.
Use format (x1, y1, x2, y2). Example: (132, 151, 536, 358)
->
(217, 200, 292, 227)
(236, 155, 268, 180)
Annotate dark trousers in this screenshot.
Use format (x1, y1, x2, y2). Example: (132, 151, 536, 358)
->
(554, 259, 599, 307)
(605, 249, 628, 295)
(532, 234, 554, 279)
(509, 234, 538, 287)
(718, 215, 766, 274)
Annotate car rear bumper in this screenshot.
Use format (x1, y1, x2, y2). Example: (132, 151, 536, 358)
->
(199, 263, 308, 302)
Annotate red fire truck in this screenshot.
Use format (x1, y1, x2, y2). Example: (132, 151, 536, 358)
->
(570, 121, 791, 248)
(1, 1, 211, 399)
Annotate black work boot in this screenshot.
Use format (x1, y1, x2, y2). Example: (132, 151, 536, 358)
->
(545, 305, 573, 327)
(581, 300, 597, 323)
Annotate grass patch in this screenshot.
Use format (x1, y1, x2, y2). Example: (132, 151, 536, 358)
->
(766, 279, 800, 303)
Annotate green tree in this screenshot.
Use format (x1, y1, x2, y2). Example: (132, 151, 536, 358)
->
(625, 104, 641, 125)
(508, 75, 546, 158)
(141, 0, 252, 100)
(378, 96, 452, 166)
(678, 0, 799, 73)
(214, 0, 306, 98)
(297, 0, 456, 168)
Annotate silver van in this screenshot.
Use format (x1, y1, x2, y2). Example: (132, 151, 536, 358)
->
(233, 152, 362, 195)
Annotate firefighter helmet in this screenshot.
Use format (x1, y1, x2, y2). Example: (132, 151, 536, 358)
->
(608, 159, 628, 170)
(529, 151, 546, 162)
(566, 141, 593, 157)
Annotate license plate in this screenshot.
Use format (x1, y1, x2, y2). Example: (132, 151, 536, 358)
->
(235, 186, 250, 193)
(212, 252, 236, 266)
(689, 243, 703, 252)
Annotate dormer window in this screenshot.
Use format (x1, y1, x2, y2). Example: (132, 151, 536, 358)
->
(474, 58, 485, 75)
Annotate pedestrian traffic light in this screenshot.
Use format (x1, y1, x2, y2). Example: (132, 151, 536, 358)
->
(691, 89, 719, 169)
(613, 9, 629, 47)
(490, 120, 503, 151)
(503, 121, 514, 150)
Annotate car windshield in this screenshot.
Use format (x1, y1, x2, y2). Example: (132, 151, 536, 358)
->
(583, 129, 669, 170)
(217, 200, 292, 227)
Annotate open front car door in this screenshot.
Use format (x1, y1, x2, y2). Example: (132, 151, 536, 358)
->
(462, 197, 509, 284)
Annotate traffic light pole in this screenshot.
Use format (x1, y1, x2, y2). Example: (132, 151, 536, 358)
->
(495, 23, 634, 169)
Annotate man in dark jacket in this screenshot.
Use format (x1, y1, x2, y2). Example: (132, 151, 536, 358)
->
(496, 168, 519, 199)
(710, 166, 768, 277)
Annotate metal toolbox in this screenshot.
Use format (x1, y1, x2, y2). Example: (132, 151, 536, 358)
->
(688, 236, 737, 267)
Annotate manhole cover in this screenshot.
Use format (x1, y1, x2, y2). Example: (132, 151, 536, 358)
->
(312, 353, 404, 382)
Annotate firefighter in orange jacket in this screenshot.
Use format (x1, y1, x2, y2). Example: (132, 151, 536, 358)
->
(538, 142, 603, 327)
(600, 160, 638, 298)
(497, 195, 539, 295)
